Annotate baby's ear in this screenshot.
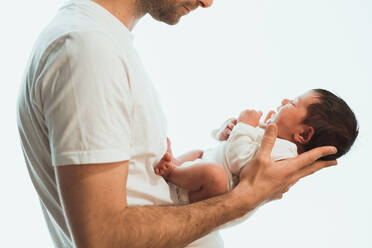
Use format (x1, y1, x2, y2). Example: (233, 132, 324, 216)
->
(294, 126, 314, 144)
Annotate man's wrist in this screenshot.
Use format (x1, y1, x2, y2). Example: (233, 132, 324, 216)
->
(230, 181, 265, 215)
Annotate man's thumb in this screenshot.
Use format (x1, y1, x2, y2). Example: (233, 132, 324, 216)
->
(258, 123, 278, 158)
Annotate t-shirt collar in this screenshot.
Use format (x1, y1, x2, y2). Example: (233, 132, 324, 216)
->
(61, 0, 135, 43)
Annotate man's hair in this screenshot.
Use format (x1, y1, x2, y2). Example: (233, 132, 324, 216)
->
(301, 89, 359, 160)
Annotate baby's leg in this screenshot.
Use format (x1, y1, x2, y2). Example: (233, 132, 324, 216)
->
(176, 150, 203, 164)
(154, 148, 228, 202)
(154, 150, 203, 179)
(183, 163, 228, 203)
(162, 161, 228, 203)
(154, 149, 203, 178)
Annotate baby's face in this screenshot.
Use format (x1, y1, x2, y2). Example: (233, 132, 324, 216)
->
(267, 90, 320, 141)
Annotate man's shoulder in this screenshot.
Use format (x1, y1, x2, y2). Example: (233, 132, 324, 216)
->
(36, 25, 115, 60)
(32, 8, 121, 66)
(27, 26, 123, 88)
(29, 0, 135, 74)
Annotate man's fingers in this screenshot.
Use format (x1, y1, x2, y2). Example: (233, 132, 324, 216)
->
(291, 146, 337, 170)
(293, 159, 337, 182)
(257, 123, 278, 158)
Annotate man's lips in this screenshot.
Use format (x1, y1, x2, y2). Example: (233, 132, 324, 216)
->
(183, 6, 191, 14)
(183, 3, 199, 14)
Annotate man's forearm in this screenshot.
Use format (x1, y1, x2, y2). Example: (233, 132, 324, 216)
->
(98, 185, 256, 248)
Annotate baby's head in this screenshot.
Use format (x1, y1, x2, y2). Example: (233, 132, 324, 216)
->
(269, 89, 358, 160)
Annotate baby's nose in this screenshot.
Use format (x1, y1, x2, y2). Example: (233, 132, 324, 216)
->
(281, 99, 290, 105)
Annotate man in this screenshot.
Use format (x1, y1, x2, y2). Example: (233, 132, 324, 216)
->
(16, 0, 337, 247)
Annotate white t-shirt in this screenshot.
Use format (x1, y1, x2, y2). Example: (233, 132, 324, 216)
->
(17, 0, 222, 247)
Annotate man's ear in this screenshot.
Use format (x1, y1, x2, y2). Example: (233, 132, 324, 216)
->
(294, 126, 314, 144)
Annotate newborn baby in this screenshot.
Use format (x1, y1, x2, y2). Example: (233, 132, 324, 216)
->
(155, 89, 358, 203)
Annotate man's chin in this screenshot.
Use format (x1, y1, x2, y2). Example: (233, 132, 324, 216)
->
(162, 18, 181, 25)
(150, 13, 182, 25)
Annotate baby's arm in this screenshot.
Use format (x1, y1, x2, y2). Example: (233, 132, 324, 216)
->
(225, 123, 261, 175)
(225, 110, 265, 175)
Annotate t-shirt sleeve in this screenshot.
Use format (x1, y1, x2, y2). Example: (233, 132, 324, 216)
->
(40, 31, 133, 166)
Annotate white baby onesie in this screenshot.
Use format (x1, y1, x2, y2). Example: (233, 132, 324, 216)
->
(174, 122, 299, 231)
(218, 122, 298, 190)
(176, 122, 298, 204)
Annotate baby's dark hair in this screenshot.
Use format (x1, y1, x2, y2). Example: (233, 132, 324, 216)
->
(301, 89, 359, 160)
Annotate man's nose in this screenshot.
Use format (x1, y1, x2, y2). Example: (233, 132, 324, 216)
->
(198, 0, 214, 8)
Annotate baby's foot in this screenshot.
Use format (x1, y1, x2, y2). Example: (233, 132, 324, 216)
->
(154, 152, 176, 181)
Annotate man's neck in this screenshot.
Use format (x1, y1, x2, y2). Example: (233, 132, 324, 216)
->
(92, 0, 145, 30)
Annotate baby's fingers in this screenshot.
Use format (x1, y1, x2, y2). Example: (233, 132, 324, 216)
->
(264, 110, 276, 123)
(227, 122, 235, 130)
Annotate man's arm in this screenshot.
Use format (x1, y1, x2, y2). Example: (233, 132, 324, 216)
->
(56, 161, 249, 248)
(56, 124, 337, 248)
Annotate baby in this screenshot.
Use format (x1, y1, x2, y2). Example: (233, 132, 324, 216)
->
(155, 89, 359, 203)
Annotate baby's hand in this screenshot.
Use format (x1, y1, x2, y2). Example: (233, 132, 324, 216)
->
(214, 118, 238, 141)
(259, 110, 276, 129)
(238, 109, 263, 127)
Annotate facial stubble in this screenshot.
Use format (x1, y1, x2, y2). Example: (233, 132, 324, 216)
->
(138, 0, 189, 25)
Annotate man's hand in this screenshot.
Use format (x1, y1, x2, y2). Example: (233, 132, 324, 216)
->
(214, 118, 238, 141)
(236, 123, 338, 206)
(238, 109, 263, 127)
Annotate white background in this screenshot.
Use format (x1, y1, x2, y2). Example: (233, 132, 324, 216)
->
(1, 0, 371, 247)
